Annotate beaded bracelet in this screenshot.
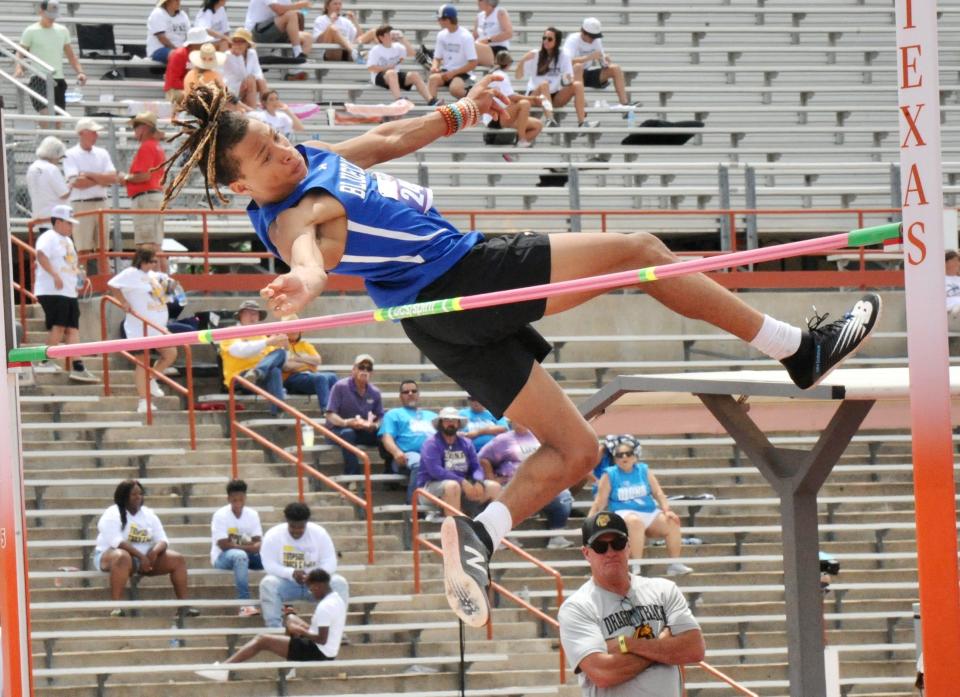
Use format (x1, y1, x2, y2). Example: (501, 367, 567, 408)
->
(436, 97, 482, 136)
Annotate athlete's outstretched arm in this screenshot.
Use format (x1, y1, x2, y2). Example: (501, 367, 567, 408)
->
(259, 193, 340, 316)
(309, 74, 509, 169)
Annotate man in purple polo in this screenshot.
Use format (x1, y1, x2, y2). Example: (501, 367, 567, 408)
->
(417, 407, 501, 520)
(324, 354, 384, 476)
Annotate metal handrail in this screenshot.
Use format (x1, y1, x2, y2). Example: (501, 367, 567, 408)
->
(410, 488, 567, 682)
(682, 662, 761, 697)
(11, 236, 36, 341)
(0, 32, 70, 118)
(99, 295, 196, 449)
(227, 375, 375, 564)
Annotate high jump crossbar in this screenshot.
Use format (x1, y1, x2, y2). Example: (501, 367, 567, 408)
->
(6, 222, 900, 365)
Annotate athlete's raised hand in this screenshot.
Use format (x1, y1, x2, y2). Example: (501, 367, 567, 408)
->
(467, 73, 511, 124)
(260, 265, 328, 317)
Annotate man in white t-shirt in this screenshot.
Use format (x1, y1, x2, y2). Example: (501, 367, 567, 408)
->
(210, 479, 264, 614)
(559, 511, 705, 697)
(428, 4, 478, 100)
(26, 136, 71, 229)
(244, 0, 312, 61)
(33, 204, 97, 382)
(563, 18, 631, 107)
(146, 0, 191, 63)
(62, 118, 120, 273)
(196, 568, 346, 681)
(367, 25, 433, 104)
(259, 502, 350, 627)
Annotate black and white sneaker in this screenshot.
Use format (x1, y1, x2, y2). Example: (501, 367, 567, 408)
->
(440, 516, 493, 627)
(781, 293, 881, 389)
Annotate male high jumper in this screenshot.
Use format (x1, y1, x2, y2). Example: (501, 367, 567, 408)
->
(160, 80, 880, 627)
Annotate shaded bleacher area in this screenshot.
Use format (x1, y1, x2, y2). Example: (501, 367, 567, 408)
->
(16, 286, 943, 697)
(3, 0, 958, 252)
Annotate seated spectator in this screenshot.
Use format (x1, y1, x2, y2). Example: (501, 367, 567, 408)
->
(518, 27, 595, 129)
(416, 406, 501, 520)
(107, 249, 178, 414)
(459, 395, 507, 451)
(282, 327, 339, 410)
(32, 204, 96, 381)
(223, 28, 267, 108)
(244, 0, 312, 62)
(478, 422, 573, 549)
(472, 0, 512, 67)
(93, 479, 198, 617)
(164, 26, 214, 106)
(196, 568, 345, 681)
(194, 0, 231, 50)
(210, 479, 263, 615)
(147, 0, 191, 64)
(325, 354, 383, 476)
(589, 441, 693, 576)
(946, 250, 960, 331)
(428, 5, 478, 101)
(218, 299, 288, 413)
(312, 0, 367, 62)
(378, 380, 437, 502)
(484, 51, 542, 149)
(27, 137, 71, 228)
(248, 90, 304, 138)
(367, 25, 434, 104)
(259, 502, 350, 628)
(563, 18, 634, 108)
(184, 42, 227, 97)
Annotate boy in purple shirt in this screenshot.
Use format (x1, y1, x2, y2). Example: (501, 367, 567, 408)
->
(417, 407, 501, 520)
(479, 423, 574, 549)
(325, 354, 383, 476)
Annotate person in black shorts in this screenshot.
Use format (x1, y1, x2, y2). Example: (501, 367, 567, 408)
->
(248, 0, 312, 62)
(195, 569, 346, 682)
(367, 25, 433, 104)
(161, 81, 883, 631)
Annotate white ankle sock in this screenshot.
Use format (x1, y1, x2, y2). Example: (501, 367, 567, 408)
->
(750, 314, 803, 360)
(475, 501, 513, 551)
(292, 45, 302, 57)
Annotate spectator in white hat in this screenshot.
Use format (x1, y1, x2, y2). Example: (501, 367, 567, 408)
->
(147, 0, 191, 64)
(563, 18, 633, 107)
(14, 0, 86, 114)
(223, 28, 267, 107)
(184, 42, 227, 97)
(33, 203, 97, 382)
(164, 26, 215, 105)
(63, 118, 120, 274)
(416, 406, 501, 521)
(26, 136, 71, 229)
(194, 0, 232, 51)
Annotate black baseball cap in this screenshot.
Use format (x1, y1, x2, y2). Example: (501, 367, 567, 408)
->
(582, 511, 629, 546)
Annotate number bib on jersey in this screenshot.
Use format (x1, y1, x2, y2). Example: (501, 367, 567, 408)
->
(373, 172, 434, 215)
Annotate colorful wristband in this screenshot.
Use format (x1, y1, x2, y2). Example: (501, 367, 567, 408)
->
(618, 635, 629, 654)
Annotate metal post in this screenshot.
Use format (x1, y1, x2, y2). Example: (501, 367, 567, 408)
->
(417, 162, 429, 189)
(44, 75, 55, 117)
(568, 165, 581, 232)
(718, 165, 731, 249)
(105, 119, 122, 271)
(744, 166, 758, 250)
(889, 163, 902, 217)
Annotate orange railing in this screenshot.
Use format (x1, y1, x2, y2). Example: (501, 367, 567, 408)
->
(410, 489, 567, 682)
(12, 236, 38, 342)
(227, 375, 375, 564)
(99, 295, 197, 449)
(682, 663, 760, 697)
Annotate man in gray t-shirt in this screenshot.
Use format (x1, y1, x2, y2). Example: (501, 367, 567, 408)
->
(559, 511, 705, 697)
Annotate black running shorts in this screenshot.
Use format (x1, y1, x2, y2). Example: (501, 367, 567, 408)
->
(38, 294, 80, 330)
(583, 67, 609, 89)
(374, 70, 413, 90)
(401, 232, 553, 418)
(286, 636, 333, 662)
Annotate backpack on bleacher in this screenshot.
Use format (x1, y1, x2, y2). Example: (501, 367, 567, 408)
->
(621, 119, 704, 146)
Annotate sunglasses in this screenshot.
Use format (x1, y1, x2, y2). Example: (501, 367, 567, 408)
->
(614, 451, 634, 458)
(400, 388, 419, 395)
(589, 536, 628, 554)
(542, 36, 555, 41)
(356, 364, 373, 371)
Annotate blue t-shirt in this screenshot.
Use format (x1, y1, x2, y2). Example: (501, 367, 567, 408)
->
(459, 407, 509, 451)
(247, 145, 482, 307)
(378, 406, 438, 453)
(604, 463, 657, 514)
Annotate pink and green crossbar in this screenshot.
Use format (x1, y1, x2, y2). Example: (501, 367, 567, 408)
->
(7, 222, 901, 365)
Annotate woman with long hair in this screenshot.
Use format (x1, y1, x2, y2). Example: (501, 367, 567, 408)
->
(194, 0, 231, 50)
(516, 26, 592, 128)
(93, 480, 198, 616)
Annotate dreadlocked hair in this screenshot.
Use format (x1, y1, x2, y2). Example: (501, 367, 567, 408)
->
(159, 83, 249, 210)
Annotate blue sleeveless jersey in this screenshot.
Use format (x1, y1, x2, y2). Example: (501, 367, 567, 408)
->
(247, 145, 482, 308)
(605, 463, 657, 514)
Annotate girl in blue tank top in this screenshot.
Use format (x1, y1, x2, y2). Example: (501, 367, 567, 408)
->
(247, 145, 482, 308)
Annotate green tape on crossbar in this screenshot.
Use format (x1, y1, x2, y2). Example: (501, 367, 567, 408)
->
(8, 346, 49, 363)
(847, 222, 902, 248)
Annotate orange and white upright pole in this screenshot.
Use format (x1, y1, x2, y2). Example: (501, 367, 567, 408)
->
(895, 1, 960, 693)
